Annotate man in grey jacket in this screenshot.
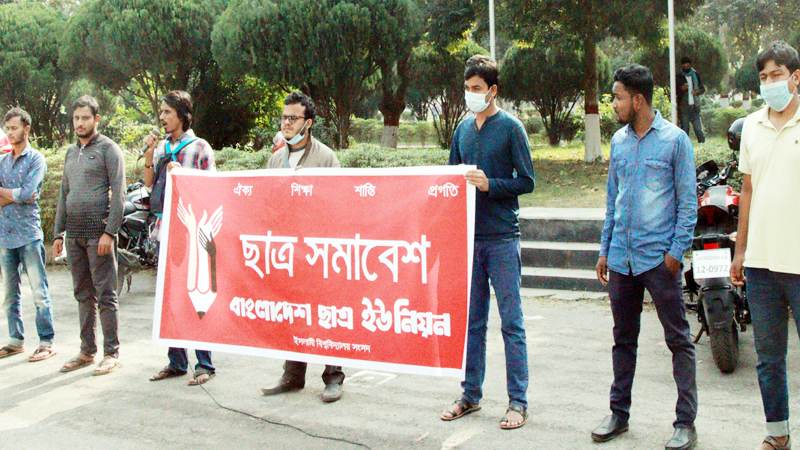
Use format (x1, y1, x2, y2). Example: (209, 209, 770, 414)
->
(53, 95, 125, 376)
(261, 91, 345, 403)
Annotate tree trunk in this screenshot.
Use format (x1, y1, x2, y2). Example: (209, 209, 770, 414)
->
(583, 36, 603, 163)
(380, 108, 402, 149)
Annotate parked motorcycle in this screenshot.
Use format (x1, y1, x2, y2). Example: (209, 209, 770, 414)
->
(119, 180, 159, 267)
(684, 117, 750, 373)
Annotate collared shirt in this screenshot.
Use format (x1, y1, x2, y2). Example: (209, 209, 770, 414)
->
(600, 111, 697, 276)
(54, 133, 126, 239)
(449, 109, 535, 240)
(0, 145, 46, 249)
(152, 129, 215, 239)
(739, 105, 800, 274)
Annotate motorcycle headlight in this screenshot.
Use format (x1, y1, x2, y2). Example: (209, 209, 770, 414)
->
(729, 232, 737, 242)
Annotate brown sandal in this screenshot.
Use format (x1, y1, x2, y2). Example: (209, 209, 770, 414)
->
(0, 345, 24, 359)
(150, 365, 186, 381)
(441, 397, 481, 421)
(60, 355, 94, 372)
(29, 347, 57, 362)
(500, 404, 528, 430)
(188, 372, 215, 386)
(760, 436, 791, 450)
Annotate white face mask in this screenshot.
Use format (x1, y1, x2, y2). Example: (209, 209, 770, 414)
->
(465, 89, 494, 113)
(760, 79, 798, 112)
(286, 120, 309, 145)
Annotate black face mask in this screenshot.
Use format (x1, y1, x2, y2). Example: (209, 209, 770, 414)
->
(682, 68, 691, 74)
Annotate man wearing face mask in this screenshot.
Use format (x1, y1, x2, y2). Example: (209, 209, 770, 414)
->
(261, 91, 344, 403)
(730, 41, 800, 450)
(441, 55, 535, 430)
(594, 64, 698, 450)
(676, 57, 706, 143)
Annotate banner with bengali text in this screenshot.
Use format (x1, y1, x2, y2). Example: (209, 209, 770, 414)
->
(152, 166, 475, 378)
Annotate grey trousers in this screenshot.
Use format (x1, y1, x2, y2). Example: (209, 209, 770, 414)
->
(67, 237, 120, 357)
(283, 360, 345, 386)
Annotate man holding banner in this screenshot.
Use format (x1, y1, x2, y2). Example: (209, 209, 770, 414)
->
(441, 55, 535, 430)
(144, 90, 218, 386)
(260, 91, 346, 403)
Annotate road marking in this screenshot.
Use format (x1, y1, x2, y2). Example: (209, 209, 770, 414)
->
(344, 370, 397, 387)
(524, 315, 545, 321)
(440, 426, 482, 449)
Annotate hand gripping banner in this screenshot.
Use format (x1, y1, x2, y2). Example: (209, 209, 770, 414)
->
(153, 166, 475, 378)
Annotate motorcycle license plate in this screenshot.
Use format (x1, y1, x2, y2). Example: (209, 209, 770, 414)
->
(691, 249, 731, 279)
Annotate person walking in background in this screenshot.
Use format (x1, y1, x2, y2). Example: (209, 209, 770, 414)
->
(594, 64, 698, 450)
(677, 56, 706, 143)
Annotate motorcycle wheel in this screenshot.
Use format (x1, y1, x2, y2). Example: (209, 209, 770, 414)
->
(709, 321, 739, 374)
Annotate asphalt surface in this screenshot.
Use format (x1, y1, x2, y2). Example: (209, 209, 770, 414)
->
(1, 267, 798, 450)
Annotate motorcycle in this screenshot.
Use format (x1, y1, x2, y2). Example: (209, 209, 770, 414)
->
(684, 117, 750, 374)
(119, 180, 159, 267)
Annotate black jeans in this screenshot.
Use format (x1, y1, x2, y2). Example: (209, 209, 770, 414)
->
(608, 262, 697, 428)
(282, 360, 344, 386)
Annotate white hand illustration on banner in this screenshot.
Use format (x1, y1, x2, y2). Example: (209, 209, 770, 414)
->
(177, 197, 223, 318)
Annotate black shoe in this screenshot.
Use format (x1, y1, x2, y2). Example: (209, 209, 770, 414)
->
(591, 415, 629, 443)
(261, 377, 304, 396)
(321, 383, 343, 403)
(665, 426, 697, 450)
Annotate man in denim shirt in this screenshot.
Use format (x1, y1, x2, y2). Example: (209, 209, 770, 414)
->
(592, 65, 698, 450)
(0, 108, 55, 363)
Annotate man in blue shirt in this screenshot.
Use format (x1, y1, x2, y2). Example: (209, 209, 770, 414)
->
(593, 65, 698, 450)
(441, 55, 535, 430)
(0, 108, 55, 362)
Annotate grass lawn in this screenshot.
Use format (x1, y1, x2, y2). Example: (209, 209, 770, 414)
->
(520, 135, 733, 209)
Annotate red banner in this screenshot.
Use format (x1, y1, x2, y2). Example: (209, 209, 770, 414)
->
(153, 166, 475, 378)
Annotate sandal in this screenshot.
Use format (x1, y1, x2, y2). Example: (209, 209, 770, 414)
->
(0, 345, 24, 359)
(188, 371, 215, 386)
(500, 403, 528, 430)
(29, 347, 57, 362)
(60, 355, 94, 372)
(760, 436, 791, 450)
(92, 355, 121, 376)
(441, 397, 481, 421)
(150, 366, 187, 381)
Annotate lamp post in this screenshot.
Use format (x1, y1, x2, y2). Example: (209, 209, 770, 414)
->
(668, 0, 677, 125)
(489, 0, 496, 60)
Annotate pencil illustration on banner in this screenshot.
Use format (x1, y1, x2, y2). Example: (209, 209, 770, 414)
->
(177, 197, 223, 319)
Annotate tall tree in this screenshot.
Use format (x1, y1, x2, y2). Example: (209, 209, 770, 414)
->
(215, 0, 417, 149)
(62, 0, 257, 148)
(406, 39, 487, 149)
(0, 2, 72, 145)
(501, 0, 703, 162)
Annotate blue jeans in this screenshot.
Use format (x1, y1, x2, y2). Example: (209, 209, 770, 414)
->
(746, 268, 800, 437)
(168, 347, 214, 374)
(1, 240, 54, 347)
(461, 238, 528, 408)
(608, 262, 697, 428)
(679, 104, 705, 143)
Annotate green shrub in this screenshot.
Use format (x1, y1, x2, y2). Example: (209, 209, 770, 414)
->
(350, 118, 382, 144)
(215, 147, 272, 171)
(729, 100, 743, 108)
(702, 108, 747, 136)
(522, 117, 544, 136)
(338, 144, 448, 168)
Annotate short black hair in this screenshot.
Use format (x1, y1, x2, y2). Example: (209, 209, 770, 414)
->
(613, 64, 654, 105)
(72, 95, 100, 116)
(162, 90, 193, 132)
(680, 56, 692, 65)
(464, 55, 499, 88)
(5, 107, 31, 127)
(283, 91, 316, 121)
(756, 41, 800, 74)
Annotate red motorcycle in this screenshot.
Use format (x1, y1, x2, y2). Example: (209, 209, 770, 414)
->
(684, 117, 750, 373)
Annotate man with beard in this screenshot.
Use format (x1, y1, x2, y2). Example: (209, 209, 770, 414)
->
(593, 65, 698, 450)
(260, 91, 344, 403)
(54, 96, 126, 376)
(143, 90, 217, 386)
(0, 108, 55, 362)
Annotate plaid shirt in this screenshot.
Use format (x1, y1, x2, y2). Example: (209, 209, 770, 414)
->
(152, 129, 215, 238)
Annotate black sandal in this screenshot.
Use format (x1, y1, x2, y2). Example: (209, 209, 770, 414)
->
(500, 403, 528, 430)
(149, 365, 187, 381)
(441, 397, 481, 421)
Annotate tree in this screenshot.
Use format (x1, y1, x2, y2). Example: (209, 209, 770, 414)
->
(0, 2, 72, 145)
(371, 0, 423, 148)
(502, 38, 584, 146)
(637, 25, 727, 92)
(734, 57, 759, 97)
(62, 0, 257, 148)
(406, 39, 487, 149)
(215, 0, 417, 149)
(500, 0, 703, 162)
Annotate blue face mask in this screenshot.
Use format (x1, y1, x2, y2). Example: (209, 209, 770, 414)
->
(760, 80, 797, 112)
(286, 120, 309, 146)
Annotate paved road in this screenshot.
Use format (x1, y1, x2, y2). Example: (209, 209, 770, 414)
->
(1, 268, 798, 449)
